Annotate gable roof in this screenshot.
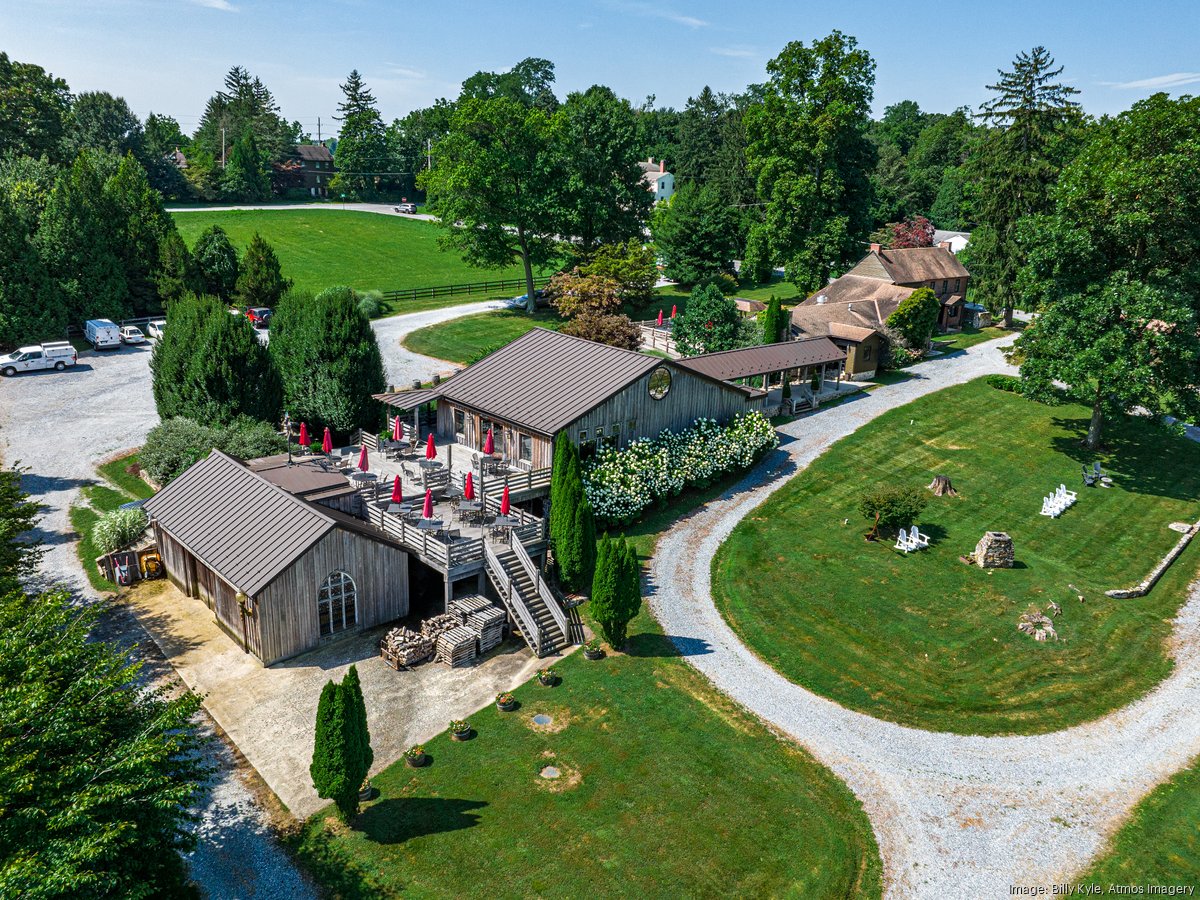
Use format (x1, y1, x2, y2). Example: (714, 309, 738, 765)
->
(791, 277, 912, 340)
(375, 327, 751, 435)
(144, 450, 336, 596)
(294, 144, 333, 163)
(675, 338, 845, 382)
(801, 275, 915, 309)
(847, 246, 969, 285)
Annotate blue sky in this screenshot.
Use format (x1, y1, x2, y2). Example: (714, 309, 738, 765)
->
(3, 0, 1198, 137)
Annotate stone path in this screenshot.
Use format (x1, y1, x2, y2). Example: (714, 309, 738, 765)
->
(649, 337, 1200, 898)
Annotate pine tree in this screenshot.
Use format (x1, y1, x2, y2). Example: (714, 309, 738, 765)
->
(342, 664, 373, 782)
(236, 232, 291, 307)
(193, 225, 240, 302)
(589, 533, 617, 641)
(589, 535, 642, 648)
(220, 130, 271, 201)
(573, 495, 597, 594)
(310, 679, 353, 818)
(759, 294, 784, 344)
(331, 70, 390, 200)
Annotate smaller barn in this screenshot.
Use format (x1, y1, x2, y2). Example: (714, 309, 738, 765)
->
(144, 450, 411, 665)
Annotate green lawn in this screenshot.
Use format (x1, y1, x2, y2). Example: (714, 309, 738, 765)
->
(402, 309, 561, 365)
(292, 469, 882, 899)
(1079, 755, 1200, 886)
(71, 453, 154, 593)
(172, 210, 549, 311)
(69, 505, 115, 593)
(97, 454, 155, 500)
(931, 323, 1022, 353)
(713, 378, 1200, 735)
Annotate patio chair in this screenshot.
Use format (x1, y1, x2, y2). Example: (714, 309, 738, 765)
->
(894, 527, 912, 553)
(1058, 484, 1077, 504)
(1040, 496, 1058, 518)
(1082, 464, 1097, 487)
(1093, 461, 1104, 477)
(909, 527, 930, 550)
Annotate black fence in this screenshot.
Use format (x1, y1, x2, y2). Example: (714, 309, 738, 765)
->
(382, 275, 551, 305)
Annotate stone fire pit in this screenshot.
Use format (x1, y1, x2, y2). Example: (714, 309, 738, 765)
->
(975, 531, 1014, 568)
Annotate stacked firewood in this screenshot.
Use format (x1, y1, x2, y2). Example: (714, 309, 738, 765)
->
(380, 626, 434, 667)
(420, 614, 460, 637)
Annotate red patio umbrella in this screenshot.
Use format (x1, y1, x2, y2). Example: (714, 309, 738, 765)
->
(298, 422, 310, 447)
(391, 416, 403, 442)
(425, 433, 437, 459)
(422, 488, 434, 519)
(500, 484, 511, 516)
(357, 445, 369, 471)
(656, 309, 663, 327)
(671, 304, 677, 319)
(390, 476, 403, 504)
(321, 427, 333, 454)
(464, 472, 475, 501)
(483, 427, 494, 455)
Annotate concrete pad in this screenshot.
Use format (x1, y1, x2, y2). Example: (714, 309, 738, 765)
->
(125, 580, 547, 819)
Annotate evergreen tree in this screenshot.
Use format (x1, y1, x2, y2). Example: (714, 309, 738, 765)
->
(310, 679, 354, 819)
(268, 286, 386, 433)
(193, 225, 240, 302)
(193, 66, 300, 166)
(331, 70, 390, 200)
(589, 535, 642, 648)
(968, 46, 1081, 326)
(759, 295, 784, 344)
(0, 52, 72, 163)
(589, 533, 616, 638)
(549, 436, 597, 592)
(0, 190, 59, 346)
(220, 130, 271, 201)
(650, 183, 740, 285)
(672, 283, 742, 355)
(341, 664, 373, 790)
(236, 232, 291, 307)
(155, 228, 201, 307)
(104, 153, 174, 316)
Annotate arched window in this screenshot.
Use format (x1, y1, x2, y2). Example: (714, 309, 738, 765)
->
(318, 570, 357, 636)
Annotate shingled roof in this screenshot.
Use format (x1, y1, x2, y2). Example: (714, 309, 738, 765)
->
(675, 338, 845, 381)
(848, 246, 969, 285)
(294, 143, 333, 163)
(144, 450, 337, 596)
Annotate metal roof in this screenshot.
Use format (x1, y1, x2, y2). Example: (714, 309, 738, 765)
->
(144, 450, 336, 596)
(373, 387, 443, 410)
(247, 454, 358, 502)
(675, 338, 845, 382)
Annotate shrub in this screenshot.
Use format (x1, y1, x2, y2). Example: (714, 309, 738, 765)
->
(858, 485, 928, 540)
(589, 534, 642, 649)
(884, 344, 923, 369)
(986, 374, 1022, 393)
(559, 311, 642, 351)
(356, 291, 383, 319)
(583, 412, 777, 525)
(693, 272, 739, 295)
(886, 287, 941, 349)
(92, 507, 148, 555)
(140, 417, 286, 485)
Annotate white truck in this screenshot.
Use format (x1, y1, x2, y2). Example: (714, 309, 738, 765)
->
(84, 318, 121, 350)
(1, 342, 78, 376)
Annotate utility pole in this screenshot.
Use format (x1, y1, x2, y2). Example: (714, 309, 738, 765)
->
(317, 117, 322, 142)
(221, 125, 226, 169)
(426, 137, 432, 170)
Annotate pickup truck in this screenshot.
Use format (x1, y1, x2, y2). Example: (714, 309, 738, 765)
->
(1, 342, 78, 376)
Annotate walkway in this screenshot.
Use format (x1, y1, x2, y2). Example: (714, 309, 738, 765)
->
(649, 338, 1200, 898)
(167, 201, 438, 222)
(372, 299, 512, 386)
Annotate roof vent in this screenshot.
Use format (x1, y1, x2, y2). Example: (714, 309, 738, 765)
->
(816, 294, 827, 305)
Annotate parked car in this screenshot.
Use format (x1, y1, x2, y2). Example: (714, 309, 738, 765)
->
(84, 318, 121, 350)
(119, 325, 146, 345)
(395, 202, 417, 214)
(1, 342, 78, 376)
(246, 307, 272, 329)
(147, 319, 166, 339)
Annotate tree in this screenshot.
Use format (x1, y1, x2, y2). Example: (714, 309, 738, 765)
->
(549, 434, 597, 593)
(268, 286, 386, 434)
(104, 153, 175, 316)
(65, 91, 144, 160)
(745, 32, 877, 294)
(420, 96, 558, 313)
(589, 534, 642, 649)
(193, 225, 240, 302)
(0, 52, 71, 162)
(331, 70, 391, 200)
(341, 664, 373, 796)
(460, 57, 559, 112)
(220, 130, 271, 201)
(886, 287, 941, 348)
(547, 271, 622, 318)
(578, 240, 657, 311)
(759, 295, 785, 344)
(674, 86, 724, 185)
(672, 284, 742, 356)
(141, 112, 191, 199)
(0, 468, 41, 589)
(236, 232, 291, 307)
(858, 485, 928, 540)
(140, 417, 285, 485)
(310, 679, 353, 820)
(650, 183, 740, 285)
(888, 215, 935, 249)
(0, 189, 59, 346)
(559, 311, 642, 351)
(551, 86, 651, 254)
(155, 228, 201, 306)
(1015, 93, 1200, 450)
(193, 66, 300, 166)
(967, 46, 1081, 327)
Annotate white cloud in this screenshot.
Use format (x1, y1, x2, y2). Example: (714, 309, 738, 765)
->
(1102, 72, 1200, 90)
(611, 2, 708, 28)
(190, 0, 237, 10)
(383, 64, 426, 80)
(710, 46, 756, 59)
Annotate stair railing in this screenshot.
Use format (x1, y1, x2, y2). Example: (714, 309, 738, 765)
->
(508, 532, 569, 645)
(484, 542, 542, 655)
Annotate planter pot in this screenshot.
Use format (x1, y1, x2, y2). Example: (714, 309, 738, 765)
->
(359, 783, 373, 801)
(538, 676, 556, 687)
(496, 699, 517, 712)
(405, 754, 426, 768)
(583, 648, 605, 661)
(451, 729, 472, 742)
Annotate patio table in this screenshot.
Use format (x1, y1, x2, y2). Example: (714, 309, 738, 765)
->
(418, 459, 443, 470)
(387, 502, 417, 515)
(416, 518, 445, 531)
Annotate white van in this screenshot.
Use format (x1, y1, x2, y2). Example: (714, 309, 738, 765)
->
(1, 342, 78, 376)
(84, 319, 121, 350)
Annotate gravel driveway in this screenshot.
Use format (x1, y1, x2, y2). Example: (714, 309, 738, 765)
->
(372, 298, 513, 386)
(650, 338, 1200, 898)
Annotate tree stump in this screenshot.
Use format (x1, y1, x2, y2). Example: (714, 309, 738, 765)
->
(927, 475, 958, 497)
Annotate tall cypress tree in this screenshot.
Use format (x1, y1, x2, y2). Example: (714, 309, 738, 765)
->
(236, 232, 291, 307)
(342, 664, 373, 788)
(310, 679, 352, 818)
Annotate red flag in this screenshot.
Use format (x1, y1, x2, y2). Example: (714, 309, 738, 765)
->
(464, 472, 475, 500)
(321, 427, 333, 454)
(422, 489, 434, 519)
(392, 416, 403, 441)
(483, 427, 494, 456)
(425, 433, 437, 459)
(298, 422, 310, 446)
(500, 484, 510, 516)
(390, 476, 403, 503)
(357, 445, 369, 472)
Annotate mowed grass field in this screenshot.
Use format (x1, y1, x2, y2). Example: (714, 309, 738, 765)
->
(713, 379, 1200, 735)
(403, 309, 561, 364)
(171, 210, 539, 305)
(292, 470, 882, 899)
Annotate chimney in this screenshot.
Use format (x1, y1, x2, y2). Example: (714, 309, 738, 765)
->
(660, 159, 666, 173)
(816, 294, 827, 305)
(938, 240, 952, 251)
(869, 243, 882, 254)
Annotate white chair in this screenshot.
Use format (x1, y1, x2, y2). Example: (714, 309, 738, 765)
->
(894, 527, 912, 553)
(1040, 496, 1058, 517)
(909, 527, 930, 550)
(1059, 484, 1077, 504)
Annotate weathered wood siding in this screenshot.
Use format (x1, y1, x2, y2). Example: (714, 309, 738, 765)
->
(254, 527, 410, 665)
(436, 402, 553, 469)
(565, 365, 754, 448)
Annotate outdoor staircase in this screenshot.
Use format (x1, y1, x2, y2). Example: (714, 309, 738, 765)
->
(484, 541, 571, 658)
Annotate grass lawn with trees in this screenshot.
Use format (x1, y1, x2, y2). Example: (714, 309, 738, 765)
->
(172, 210, 548, 313)
(402, 309, 561, 365)
(291, 470, 882, 899)
(1078, 755, 1200, 885)
(713, 378, 1200, 735)
(931, 323, 1021, 354)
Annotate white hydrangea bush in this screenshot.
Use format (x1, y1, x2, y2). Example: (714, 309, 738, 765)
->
(583, 412, 777, 524)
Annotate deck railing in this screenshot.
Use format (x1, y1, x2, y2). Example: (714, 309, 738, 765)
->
(364, 504, 484, 570)
(509, 534, 568, 644)
(484, 542, 542, 655)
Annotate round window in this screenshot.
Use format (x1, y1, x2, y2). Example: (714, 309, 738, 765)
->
(648, 366, 672, 400)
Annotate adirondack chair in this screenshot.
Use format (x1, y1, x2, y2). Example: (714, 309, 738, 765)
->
(1041, 495, 1058, 517)
(1082, 464, 1097, 487)
(1058, 483, 1078, 504)
(894, 527, 912, 553)
(1093, 461, 1104, 477)
(908, 526, 930, 550)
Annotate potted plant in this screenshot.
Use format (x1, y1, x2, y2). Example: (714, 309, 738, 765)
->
(449, 719, 472, 741)
(583, 638, 605, 661)
(536, 667, 558, 687)
(495, 691, 517, 712)
(358, 777, 373, 800)
(404, 745, 427, 768)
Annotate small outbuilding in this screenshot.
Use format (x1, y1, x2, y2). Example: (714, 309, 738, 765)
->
(144, 450, 411, 665)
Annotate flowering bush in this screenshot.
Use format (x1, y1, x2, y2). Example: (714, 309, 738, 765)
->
(582, 412, 778, 525)
(404, 745, 425, 759)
